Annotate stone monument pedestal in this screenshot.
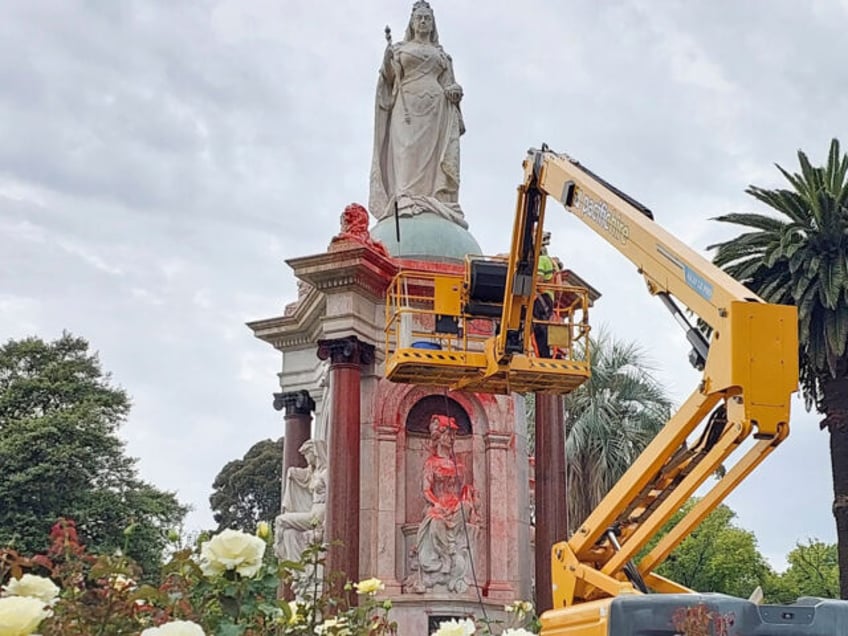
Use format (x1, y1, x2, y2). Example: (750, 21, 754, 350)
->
(249, 217, 535, 633)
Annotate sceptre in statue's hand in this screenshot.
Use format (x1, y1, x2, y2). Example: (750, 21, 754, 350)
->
(383, 25, 394, 65)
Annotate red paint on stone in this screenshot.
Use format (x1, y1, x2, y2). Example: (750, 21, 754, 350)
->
(329, 203, 390, 257)
(318, 336, 374, 606)
(534, 393, 568, 612)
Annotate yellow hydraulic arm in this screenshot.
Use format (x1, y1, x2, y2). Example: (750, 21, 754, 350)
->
(521, 148, 799, 633)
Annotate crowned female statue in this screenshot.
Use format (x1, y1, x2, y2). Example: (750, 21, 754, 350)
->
(407, 414, 478, 593)
(369, 1, 468, 230)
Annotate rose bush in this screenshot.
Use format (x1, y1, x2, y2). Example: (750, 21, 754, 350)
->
(432, 598, 540, 635)
(0, 519, 397, 635)
(1, 518, 544, 634)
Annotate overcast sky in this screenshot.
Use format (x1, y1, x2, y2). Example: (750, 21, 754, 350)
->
(2, 0, 846, 571)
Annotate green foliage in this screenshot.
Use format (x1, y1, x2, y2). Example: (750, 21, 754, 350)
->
(0, 333, 186, 577)
(564, 331, 672, 530)
(210, 438, 284, 533)
(709, 139, 848, 408)
(644, 501, 771, 598)
(0, 520, 397, 635)
(766, 540, 840, 603)
(524, 393, 536, 453)
(710, 139, 848, 597)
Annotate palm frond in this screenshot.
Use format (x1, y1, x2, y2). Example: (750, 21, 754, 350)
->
(710, 212, 787, 233)
(711, 139, 848, 409)
(565, 330, 672, 530)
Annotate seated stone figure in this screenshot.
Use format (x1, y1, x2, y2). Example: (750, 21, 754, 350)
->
(274, 439, 328, 563)
(407, 414, 478, 594)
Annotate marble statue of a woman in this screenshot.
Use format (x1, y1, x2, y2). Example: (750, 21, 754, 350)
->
(407, 414, 478, 593)
(369, 1, 467, 229)
(274, 439, 328, 562)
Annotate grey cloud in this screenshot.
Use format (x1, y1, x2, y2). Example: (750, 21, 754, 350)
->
(1, 0, 842, 555)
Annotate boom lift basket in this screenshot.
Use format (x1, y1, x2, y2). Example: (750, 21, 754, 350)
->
(384, 258, 592, 394)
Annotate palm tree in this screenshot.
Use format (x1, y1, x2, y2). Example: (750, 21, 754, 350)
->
(709, 138, 848, 598)
(565, 331, 672, 532)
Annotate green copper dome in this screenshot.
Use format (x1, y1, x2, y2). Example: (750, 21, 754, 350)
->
(370, 213, 482, 262)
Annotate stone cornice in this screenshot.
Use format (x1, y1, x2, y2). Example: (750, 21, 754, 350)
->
(287, 245, 398, 302)
(246, 286, 325, 351)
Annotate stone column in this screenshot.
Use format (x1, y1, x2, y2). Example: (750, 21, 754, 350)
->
(484, 430, 515, 599)
(534, 393, 567, 612)
(374, 423, 402, 594)
(317, 335, 374, 603)
(273, 390, 315, 478)
(272, 390, 316, 602)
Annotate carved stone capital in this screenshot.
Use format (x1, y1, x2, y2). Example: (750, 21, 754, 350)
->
(273, 390, 316, 416)
(375, 425, 399, 442)
(484, 431, 512, 451)
(317, 336, 375, 366)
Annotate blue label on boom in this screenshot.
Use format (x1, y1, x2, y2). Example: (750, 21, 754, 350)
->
(684, 266, 714, 301)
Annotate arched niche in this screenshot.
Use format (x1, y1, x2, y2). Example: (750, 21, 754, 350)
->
(403, 396, 475, 526)
(405, 395, 472, 438)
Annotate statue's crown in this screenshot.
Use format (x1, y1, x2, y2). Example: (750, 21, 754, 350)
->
(412, 0, 432, 13)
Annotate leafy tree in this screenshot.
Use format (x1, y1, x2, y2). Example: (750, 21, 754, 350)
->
(564, 331, 672, 531)
(645, 501, 771, 598)
(0, 333, 187, 577)
(709, 139, 848, 597)
(767, 540, 840, 603)
(524, 393, 536, 452)
(210, 437, 283, 532)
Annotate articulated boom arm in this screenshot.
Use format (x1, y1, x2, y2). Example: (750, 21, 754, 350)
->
(524, 148, 799, 613)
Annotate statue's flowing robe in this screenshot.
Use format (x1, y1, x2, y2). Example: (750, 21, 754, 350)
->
(413, 454, 475, 592)
(369, 41, 466, 228)
(278, 466, 326, 561)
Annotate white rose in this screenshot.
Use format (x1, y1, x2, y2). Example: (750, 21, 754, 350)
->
(315, 617, 351, 635)
(109, 574, 136, 592)
(140, 619, 206, 636)
(353, 577, 384, 595)
(199, 528, 266, 578)
(0, 596, 50, 636)
(505, 599, 534, 618)
(255, 521, 271, 540)
(434, 618, 476, 636)
(284, 600, 303, 625)
(2, 574, 60, 605)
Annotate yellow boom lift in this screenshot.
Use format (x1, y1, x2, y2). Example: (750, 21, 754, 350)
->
(384, 146, 848, 634)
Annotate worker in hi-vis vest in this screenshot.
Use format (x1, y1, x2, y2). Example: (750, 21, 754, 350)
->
(533, 232, 557, 358)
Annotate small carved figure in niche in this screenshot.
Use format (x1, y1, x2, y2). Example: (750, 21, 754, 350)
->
(407, 414, 478, 593)
(328, 202, 390, 257)
(284, 280, 314, 316)
(274, 439, 328, 563)
(369, 1, 467, 229)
